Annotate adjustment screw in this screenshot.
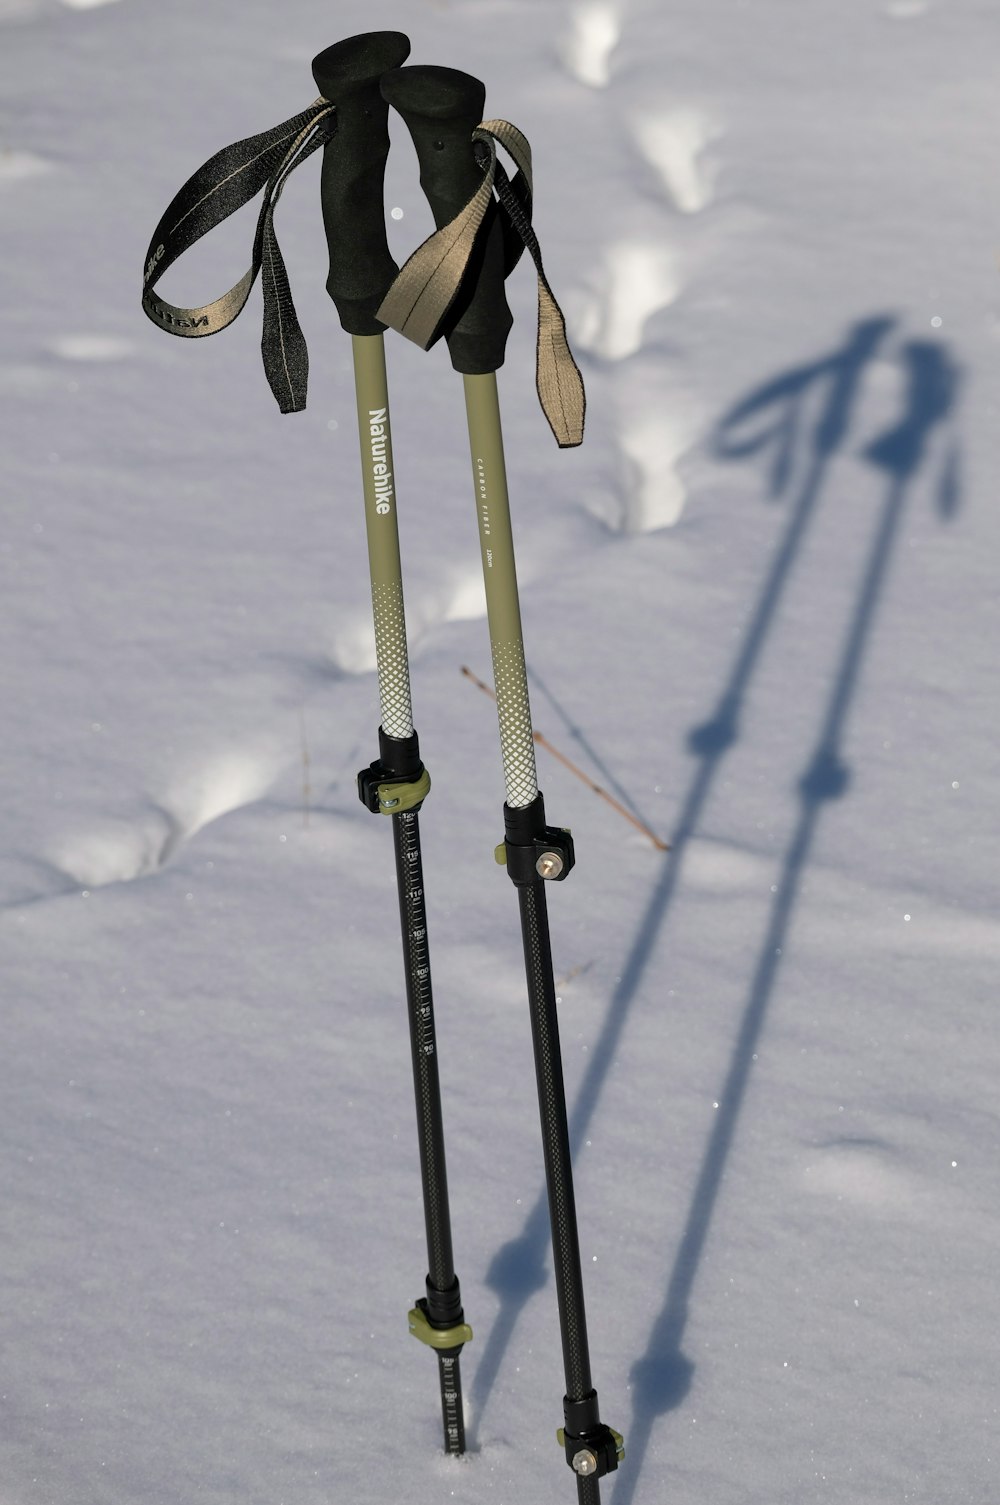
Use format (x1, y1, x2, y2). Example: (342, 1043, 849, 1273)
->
(572, 1450, 598, 1477)
(536, 851, 564, 880)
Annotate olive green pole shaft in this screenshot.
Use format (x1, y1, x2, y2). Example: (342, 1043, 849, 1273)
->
(351, 334, 414, 740)
(462, 372, 540, 810)
(351, 333, 469, 1456)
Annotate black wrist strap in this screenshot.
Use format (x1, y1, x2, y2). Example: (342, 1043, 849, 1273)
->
(140, 102, 583, 443)
(141, 99, 335, 414)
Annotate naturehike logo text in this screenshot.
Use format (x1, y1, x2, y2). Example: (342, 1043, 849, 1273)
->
(144, 243, 165, 287)
(369, 409, 394, 515)
(148, 303, 210, 331)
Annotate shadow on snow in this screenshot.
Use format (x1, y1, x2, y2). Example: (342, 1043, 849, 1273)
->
(464, 319, 962, 1500)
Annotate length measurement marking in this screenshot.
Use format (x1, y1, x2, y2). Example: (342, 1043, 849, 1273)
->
(401, 817, 436, 1060)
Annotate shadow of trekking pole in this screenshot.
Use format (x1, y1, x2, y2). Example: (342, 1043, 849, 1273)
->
(612, 338, 962, 1505)
(467, 316, 896, 1437)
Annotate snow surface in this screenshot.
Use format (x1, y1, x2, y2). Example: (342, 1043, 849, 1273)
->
(2, 1, 999, 1502)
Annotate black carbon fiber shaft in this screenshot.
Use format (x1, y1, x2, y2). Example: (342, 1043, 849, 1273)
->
(577, 1474, 601, 1505)
(517, 879, 593, 1401)
(519, 880, 611, 1500)
(391, 809, 466, 1454)
(392, 810, 454, 1285)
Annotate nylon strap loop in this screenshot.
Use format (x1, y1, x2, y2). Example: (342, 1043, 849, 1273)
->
(141, 99, 335, 414)
(376, 118, 586, 448)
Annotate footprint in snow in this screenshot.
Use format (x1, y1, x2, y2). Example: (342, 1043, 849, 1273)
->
(617, 405, 692, 532)
(51, 752, 279, 891)
(682, 838, 773, 893)
(328, 620, 378, 678)
(329, 568, 486, 677)
(629, 107, 724, 215)
(166, 751, 279, 841)
(558, 1, 621, 89)
(605, 358, 697, 532)
(570, 240, 679, 363)
(50, 334, 134, 362)
(800, 1138, 921, 1215)
(52, 807, 183, 890)
(0, 147, 54, 184)
(0, 332, 132, 397)
(440, 568, 487, 625)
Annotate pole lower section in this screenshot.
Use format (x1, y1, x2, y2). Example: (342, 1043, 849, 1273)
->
(392, 808, 468, 1457)
(459, 372, 622, 1494)
(391, 810, 455, 1290)
(351, 334, 468, 1454)
(518, 876, 593, 1399)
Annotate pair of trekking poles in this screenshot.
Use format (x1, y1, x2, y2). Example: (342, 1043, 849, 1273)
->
(142, 31, 622, 1501)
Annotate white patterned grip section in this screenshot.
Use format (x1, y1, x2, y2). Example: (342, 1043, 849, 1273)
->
(372, 578, 414, 739)
(491, 638, 539, 808)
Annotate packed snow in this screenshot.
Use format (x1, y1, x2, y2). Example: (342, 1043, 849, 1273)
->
(2, 2, 998, 1502)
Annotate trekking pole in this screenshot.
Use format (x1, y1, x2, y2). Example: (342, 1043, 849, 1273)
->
(378, 65, 623, 1501)
(310, 34, 471, 1455)
(140, 31, 471, 1456)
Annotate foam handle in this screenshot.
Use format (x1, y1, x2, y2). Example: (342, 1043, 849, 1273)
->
(311, 32, 411, 334)
(380, 64, 513, 374)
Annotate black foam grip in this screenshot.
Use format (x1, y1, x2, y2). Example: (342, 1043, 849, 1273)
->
(380, 65, 513, 375)
(311, 32, 411, 335)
